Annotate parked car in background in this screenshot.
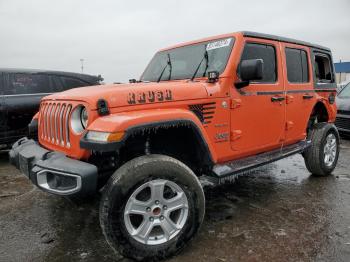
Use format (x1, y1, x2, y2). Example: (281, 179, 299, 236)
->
(0, 68, 103, 148)
(336, 82, 350, 135)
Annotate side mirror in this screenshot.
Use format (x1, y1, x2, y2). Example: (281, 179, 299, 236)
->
(235, 59, 264, 89)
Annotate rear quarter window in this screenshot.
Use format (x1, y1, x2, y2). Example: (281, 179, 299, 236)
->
(314, 52, 334, 83)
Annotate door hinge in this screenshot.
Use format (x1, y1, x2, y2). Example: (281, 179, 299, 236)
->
(231, 130, 242, 141)
(230, 98, 242, 109)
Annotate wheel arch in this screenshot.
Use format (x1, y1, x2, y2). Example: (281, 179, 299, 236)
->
(310, 100, 330, 122)
(119, 119, 214, 174)
(84, 109, 216, 175)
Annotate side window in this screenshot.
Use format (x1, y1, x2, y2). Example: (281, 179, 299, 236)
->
(240, 43, 277, 83)
(0, 73, 3, 95)
(314, 53, 334, 83)
(5, 73, 51, 95)
(60, 76, 89, 90)
(50, 76, 64, 92)
(285, 48, 309, 83)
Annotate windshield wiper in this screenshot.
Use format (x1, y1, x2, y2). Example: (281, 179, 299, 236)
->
(190, 50, 209, 81)
(167, 54, 173, 80)
(157, 53, 172, 82)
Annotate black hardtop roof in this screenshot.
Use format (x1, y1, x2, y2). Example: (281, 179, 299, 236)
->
(242, 31, 330, 52)
(0, 68, 103, 83)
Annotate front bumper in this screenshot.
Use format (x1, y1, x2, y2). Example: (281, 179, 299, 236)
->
(9, 138, 98, 197)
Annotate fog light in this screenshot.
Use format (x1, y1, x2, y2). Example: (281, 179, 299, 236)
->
(47, 173, 77, 190)
(36, 170, 82, 195)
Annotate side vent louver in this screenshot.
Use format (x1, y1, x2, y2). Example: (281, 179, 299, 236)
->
(189, 102, 216, 125)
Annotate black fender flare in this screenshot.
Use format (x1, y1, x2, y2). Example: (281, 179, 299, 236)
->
(80, 119, 214, 166)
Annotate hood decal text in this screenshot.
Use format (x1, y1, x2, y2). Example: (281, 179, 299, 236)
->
(127, 90, 173, 104)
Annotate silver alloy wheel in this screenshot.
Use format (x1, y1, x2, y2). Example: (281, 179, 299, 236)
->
(124, 179, 189, 245)
(324, 133, 337, 167)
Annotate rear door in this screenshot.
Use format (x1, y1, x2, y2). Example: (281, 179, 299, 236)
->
(281, 43, 315, 145)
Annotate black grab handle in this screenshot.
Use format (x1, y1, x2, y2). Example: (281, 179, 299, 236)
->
(303, 94, 314, 99)
(271, 96, 285, 102)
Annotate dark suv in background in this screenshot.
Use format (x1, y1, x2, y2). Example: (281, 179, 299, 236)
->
(0, 68, 103, 148)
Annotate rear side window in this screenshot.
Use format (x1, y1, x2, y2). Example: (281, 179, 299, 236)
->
(5, 74, 52, 95)
(314, 53, 334, 83)
(240, 43, 277, 83)
(285, 48, 309, 83)
(60, 76, 89, 90)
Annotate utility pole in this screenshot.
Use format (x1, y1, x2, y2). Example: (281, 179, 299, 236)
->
(339, 59, 342, 84)
(80, 59, 84, 73)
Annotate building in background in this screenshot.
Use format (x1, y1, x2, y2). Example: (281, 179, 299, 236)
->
(334, 61, 350, 84)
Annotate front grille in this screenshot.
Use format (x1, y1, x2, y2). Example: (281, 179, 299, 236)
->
(40, 102, 72, 147)
(335, 117, 350, 131)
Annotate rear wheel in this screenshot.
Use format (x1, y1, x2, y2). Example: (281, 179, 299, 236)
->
(99, 154, 205, 261)
(303, 123, 340, 176)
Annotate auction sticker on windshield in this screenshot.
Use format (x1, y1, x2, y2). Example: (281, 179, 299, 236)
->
(206, 38, 232, 51)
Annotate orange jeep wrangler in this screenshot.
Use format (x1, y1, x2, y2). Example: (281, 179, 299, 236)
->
(10, 31, 339, 261)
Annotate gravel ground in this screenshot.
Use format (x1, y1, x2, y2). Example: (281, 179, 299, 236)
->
(0, 139, 350, 262)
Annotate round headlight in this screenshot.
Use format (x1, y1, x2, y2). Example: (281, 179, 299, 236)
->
(70, 105, 88, 134)
(80, 107, 88, 129)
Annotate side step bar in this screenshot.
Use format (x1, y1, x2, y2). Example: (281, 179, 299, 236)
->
(213, 140, 311, 178)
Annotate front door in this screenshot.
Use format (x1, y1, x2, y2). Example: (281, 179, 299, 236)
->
(230, 39, 286, 157)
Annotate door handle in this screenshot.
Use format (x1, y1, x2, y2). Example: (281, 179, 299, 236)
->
(271, 96, 285, 102)
(303, 94, 314, 100)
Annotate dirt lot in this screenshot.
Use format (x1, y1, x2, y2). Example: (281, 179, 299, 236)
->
(1, 139, 350, 262)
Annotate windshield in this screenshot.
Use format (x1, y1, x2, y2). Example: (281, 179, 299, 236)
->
(338, 82, 350, 98)
(141, 37, 235, 82)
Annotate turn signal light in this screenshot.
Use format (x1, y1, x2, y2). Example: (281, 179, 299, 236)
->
(107, 132, 125, 142)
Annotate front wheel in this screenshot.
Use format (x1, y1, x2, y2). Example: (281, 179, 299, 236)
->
(99, 154, 205, 261)
(303, 123, 340, 176)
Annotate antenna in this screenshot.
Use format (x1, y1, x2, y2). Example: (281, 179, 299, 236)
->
(80, 58, 84, 73)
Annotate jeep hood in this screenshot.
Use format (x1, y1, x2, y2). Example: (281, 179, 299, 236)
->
(44, 82, 209, 109)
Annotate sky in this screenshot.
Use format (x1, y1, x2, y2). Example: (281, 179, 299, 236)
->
(0, 0, 349, 83)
